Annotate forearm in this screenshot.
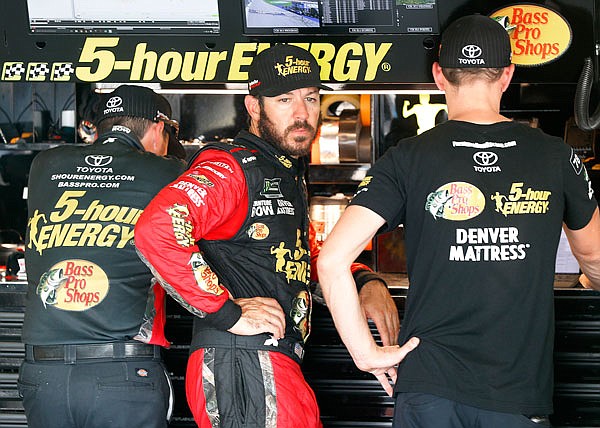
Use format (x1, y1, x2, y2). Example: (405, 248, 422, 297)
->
(566, 208, 600, 290)
(319, 261, 379, 369)
(578, 256, 600, 290)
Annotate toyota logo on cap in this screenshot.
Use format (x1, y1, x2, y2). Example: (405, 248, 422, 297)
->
(106, 96, 122, 108)
(473, 151, 498, 166)
(462, 45, 482, 59)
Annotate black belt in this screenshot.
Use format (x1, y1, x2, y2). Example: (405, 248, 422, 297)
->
(191, 328, 305, 364)
(25, 342, 162, 364)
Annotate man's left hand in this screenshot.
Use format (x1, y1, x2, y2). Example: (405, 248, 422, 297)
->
(358, 280, 400, 346)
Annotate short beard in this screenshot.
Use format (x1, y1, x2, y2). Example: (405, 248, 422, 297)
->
(258, 108, 319, 158)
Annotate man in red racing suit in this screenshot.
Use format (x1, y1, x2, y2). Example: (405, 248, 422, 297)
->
(135, 45, 398, 428)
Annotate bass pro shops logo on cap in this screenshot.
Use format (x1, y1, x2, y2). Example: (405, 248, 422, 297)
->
(103, 96, 124, 115)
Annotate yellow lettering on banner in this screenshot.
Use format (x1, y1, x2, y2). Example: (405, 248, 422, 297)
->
(228, 43, 257, 80)
(157, 51, 183, 81)
(75, 38, 392, 84)
(76, 38, 119, 81)
(333, 42, 362, 81)
(205, 51, 228, 80)
(130, 43, 158, 80)
(365, 43, 392, 80)
(308, 43, 336, 80)
(181, 52, 208, 81)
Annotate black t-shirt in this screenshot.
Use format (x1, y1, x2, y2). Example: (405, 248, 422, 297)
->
(22, 133, 185, 345)
(351, 120, 598, 415)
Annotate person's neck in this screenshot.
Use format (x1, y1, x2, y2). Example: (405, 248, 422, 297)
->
(445, 82, 510, 125)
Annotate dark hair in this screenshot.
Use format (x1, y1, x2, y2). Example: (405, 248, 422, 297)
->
(96, 116, 153, 140)
(442, 67, 504, 86)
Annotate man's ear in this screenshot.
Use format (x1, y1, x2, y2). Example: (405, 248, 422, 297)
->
(500, 64, 515, 93)
(431, 62, 446, 92)
(244, 95, 261, 122)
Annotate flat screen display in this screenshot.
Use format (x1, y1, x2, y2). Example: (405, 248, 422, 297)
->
(26, 0, 220, 34)
(242, 0, 438, 35)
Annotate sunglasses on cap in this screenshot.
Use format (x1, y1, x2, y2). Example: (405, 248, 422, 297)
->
(155, 111, 180, 138)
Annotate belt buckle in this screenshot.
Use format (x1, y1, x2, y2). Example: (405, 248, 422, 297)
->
(527, 415, 550, 425)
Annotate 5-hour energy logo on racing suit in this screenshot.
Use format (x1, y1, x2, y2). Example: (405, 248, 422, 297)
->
(27, 190, 141, 256)
(491, 182, 551, 217)
(270, 229, 310, 285)
(425, 182, 485, 221)
(36, 259, 109, 311)
(167, 203, 194, 247)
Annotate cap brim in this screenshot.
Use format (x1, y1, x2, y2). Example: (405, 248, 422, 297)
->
(166, 133, 187, 160)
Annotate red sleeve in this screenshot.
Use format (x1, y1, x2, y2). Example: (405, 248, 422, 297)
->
(135, 149, 248, 326)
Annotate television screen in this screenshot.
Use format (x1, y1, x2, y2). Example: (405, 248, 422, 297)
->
(26, 0, 220, 34)
(242, 0, 438, 35)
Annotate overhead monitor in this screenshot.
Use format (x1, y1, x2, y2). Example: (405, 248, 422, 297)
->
(242, 0, 438, 35)
(26, 0, 220, 34)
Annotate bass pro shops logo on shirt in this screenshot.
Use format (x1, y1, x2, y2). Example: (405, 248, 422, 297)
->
(36, 260, 109, 311)
(425, 182, 485, 221)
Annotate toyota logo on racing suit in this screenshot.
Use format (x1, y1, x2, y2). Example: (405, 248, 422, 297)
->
(462, 45, 482, 58)
(85, 155, 113, 167)
(105, 96, 122, 108)
(473, 151, 498, 166)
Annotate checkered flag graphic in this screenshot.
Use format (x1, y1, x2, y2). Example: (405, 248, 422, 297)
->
(51, 62, 75, 81)
(27, 63, 50, 81)
(2, 62, 26, 81)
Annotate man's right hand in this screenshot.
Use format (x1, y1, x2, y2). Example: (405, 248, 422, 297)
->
(228, 297, 286, 338)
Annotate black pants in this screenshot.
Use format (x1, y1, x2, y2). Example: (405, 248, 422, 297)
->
(18, 359, 173, 428)
(394, 393, 551, 428)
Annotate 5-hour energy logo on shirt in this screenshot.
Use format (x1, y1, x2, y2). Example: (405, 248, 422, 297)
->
(491, 182, 551, 217)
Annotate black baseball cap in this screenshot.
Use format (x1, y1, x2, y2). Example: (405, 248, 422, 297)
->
(97, 85, 181, 153)
(248, 44, 332, 97)
(438, 14, 512, 69)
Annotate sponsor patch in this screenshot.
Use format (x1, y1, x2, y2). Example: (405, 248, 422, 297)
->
(189, 252, 224, 296)
(472, 151, 501, 173)
(261, 178, 283, 199)
(491, 182, 551, 216)
(248, 223, 270, 240)
(277, 156, 292, 169)
(425, 182, 485, 221)
(569, 148, 583, 175)
(188, 174, 214, 187)
(270, 229, 310, 285)
(37, 260, 109, 311)
(166, 204, 194, 247)
(449, 226, 531, 262)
